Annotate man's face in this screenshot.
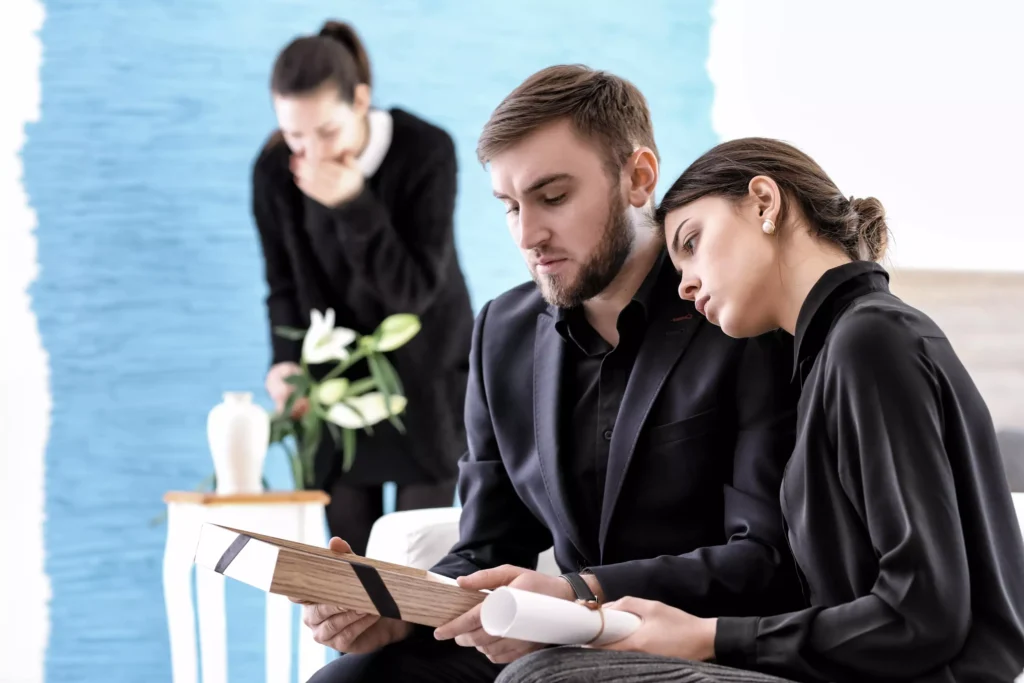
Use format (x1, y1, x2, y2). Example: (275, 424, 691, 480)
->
(489, 120, 634, 308)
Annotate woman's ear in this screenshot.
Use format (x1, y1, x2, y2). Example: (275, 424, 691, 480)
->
(748, 175, 782, 224)
(626, 147, 659, 208)
(352, 83, 372, 116)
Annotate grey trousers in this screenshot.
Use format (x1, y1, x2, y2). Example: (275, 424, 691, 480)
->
(496, 648, 796, 683)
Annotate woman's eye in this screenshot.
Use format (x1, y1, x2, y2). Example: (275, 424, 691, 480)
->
(505, 204, 520, 215)
(544, 194, 567, 206)
(682, 235, 697, 254)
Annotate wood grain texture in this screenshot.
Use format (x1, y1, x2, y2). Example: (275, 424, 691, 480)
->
(888, 268, 1024, 429)
(164, 491, 331, 506)
(213, 526, 484, 627)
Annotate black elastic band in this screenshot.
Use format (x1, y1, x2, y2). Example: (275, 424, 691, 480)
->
(214, 535, 250, 574)
(349, 561, 402, 620)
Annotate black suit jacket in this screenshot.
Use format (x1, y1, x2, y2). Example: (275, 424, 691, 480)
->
(432, 267, 803, 617)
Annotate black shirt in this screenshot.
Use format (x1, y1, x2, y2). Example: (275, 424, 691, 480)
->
(555, 255, 664, 548)
(716, 262, 1024, 682)
(251, 108, 474, 486)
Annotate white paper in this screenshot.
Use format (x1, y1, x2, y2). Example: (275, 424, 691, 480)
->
(480, 587, 640, 646)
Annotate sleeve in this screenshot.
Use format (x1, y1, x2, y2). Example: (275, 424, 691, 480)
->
(715, 314, 971, 682)
(252, 156, 303, 366)
(323, 135, 458, 316)
(430, 301, 555, 579)
(589, 331, 802, 617)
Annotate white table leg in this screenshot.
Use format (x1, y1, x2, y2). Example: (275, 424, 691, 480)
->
(164, 505, 199, 683)
(196, 566, 228, 683)
(297, 504, 329, 681)
(265, 592, 293, 683)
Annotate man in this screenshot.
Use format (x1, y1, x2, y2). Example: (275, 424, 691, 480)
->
(305, 65, 802, 683)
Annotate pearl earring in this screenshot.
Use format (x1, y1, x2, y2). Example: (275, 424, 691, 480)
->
(762, 219, 776, 235)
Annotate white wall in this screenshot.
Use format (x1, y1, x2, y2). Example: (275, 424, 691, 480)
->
(0, 1, 50, 681)
(709, 0, 1024, 272)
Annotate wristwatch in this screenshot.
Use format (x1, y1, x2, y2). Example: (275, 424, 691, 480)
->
(560, 571, 600, 606)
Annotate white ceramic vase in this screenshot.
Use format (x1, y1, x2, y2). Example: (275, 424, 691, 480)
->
(207, 391, 270, 495)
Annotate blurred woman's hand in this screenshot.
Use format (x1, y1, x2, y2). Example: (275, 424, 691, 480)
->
(265, 361, 308, 417)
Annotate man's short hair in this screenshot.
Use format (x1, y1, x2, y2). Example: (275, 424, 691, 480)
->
(477, 64, 658, 174)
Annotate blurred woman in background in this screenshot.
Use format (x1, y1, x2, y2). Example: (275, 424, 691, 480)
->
(252, 20, 474, 555)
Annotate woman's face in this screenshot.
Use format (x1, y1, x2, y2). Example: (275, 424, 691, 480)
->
(663, 194, 778, 338)
(273, 83, 369, 164)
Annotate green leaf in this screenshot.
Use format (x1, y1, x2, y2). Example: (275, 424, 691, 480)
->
(284, 374, 310, 391)
(324, 419, 343, 446)
(274, 325, 308, 341)
(289, 453, 304, 491)
(388, 413, 407, 435)
(367, 354, 393, 412)
(342, 428, 357, 472)
(298, 418, 321, 489)
(375, 353, 405, 396)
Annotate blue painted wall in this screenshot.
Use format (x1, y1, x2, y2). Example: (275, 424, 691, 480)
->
(23, 1, 715, 681)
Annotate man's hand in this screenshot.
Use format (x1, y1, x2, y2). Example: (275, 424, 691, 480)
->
(265, 361, 308, 418)
(433, 565, 577, 664)
(291, 152, 364, 208)
(293, 537, 413, 654)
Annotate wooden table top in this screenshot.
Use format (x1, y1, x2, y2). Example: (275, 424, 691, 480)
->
(163, 491, 331, 506)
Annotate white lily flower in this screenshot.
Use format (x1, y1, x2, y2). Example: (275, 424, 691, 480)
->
(303, 308, 357, 364)
(325, 392, 408, 429)
(375, 314, 422, 352)
(315, 378, 350, 405)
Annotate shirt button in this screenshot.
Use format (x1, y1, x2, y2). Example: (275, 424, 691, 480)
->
(603, 429, 613, 441)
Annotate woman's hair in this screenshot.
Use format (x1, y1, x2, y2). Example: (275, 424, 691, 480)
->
(656, 137, 888, 262)
(270, 20, 372, 101)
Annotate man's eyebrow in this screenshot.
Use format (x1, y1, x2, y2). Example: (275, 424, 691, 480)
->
(493, 173, 573, 200)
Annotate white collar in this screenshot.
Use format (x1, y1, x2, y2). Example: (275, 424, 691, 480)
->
(357, 109, 393, 178)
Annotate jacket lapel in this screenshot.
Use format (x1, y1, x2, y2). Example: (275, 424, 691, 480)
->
(598, 297, 704, 558)
(534, 312, 596, 565)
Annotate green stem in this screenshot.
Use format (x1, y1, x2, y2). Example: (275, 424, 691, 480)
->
(320, 348, 369, 382)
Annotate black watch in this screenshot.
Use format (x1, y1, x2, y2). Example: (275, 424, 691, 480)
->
(560, 571, 599, 605)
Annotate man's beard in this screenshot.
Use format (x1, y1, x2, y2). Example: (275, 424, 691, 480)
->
(533, 192, 634, 309)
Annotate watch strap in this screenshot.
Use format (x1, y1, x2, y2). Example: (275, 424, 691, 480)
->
(560, 571, 599, 604)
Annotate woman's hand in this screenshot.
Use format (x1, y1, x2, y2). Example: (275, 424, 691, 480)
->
(598, 597, 717, 662)
(265, 361, 308, 417)
(291, 152, 364, 207)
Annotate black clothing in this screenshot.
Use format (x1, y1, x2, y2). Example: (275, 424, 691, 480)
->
(306, 629, 503, 683)
(555, 256, 660, 548)
(324, 479, 456, 557)
(251, 108, 474, 489)
(432, 254, 804, 620)
(716, 261, 1024, 682)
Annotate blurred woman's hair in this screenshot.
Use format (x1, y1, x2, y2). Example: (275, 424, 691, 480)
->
(270, 20, 372, 100)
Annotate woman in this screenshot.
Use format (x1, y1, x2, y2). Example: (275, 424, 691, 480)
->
(252, 21, 474, 555)
(498, 138, 1024, 682)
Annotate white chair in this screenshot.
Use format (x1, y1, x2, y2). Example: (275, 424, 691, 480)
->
(365, 506, 560, 574)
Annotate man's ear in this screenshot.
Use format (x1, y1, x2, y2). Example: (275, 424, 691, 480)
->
(625, 147, 659, 208)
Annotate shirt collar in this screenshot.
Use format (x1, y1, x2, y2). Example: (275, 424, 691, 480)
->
(792, 260, 891, 380)
(554, 250, 670, 350)
(356, 108, 393, 178)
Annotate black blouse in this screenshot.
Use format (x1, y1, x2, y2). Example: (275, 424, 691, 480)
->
(716, 262, 1024, 682)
